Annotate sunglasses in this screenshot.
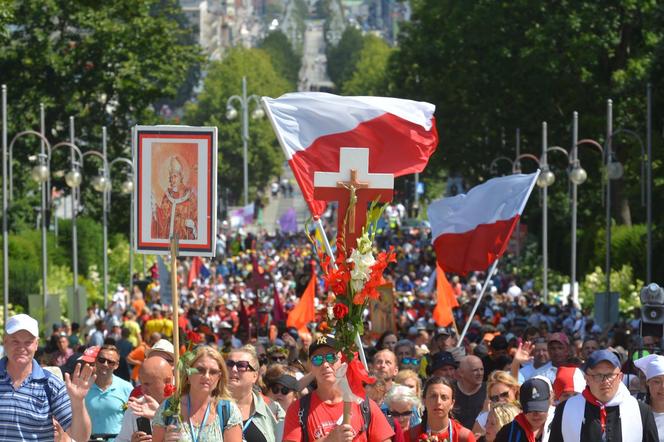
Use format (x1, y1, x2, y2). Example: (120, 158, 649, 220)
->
(270, 385, 293, 395)
(271, 355, 287, 362)
(400, 357, 420, 366)
(193, 367, 221, 377)
(389, 410, 413, 417)
(96, 356, 119, 366)
(225, 360, 256, 372)
(311, 353, 338, 367)
(490, 391, 511, 402)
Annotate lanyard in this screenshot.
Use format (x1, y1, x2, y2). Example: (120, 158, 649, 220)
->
(187, 394, 211, 442)
(242, 416, 254, 442)
(426, 420, 453, 441)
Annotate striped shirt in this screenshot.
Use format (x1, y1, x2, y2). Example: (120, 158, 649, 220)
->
(0, 357, 73, 441)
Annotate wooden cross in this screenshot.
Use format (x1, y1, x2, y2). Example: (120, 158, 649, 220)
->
(314, 148, 394, 253)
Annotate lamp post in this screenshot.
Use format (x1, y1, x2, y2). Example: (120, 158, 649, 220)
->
(108, 154, 135, 299)
(226, 76, 264, 206)
(2, 85, 7, 328)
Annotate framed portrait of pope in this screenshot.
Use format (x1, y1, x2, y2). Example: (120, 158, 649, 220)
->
(133, 125, 217, 256)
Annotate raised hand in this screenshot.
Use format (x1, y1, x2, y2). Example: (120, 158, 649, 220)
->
(128, 394, 161, 419)
(65, 362, 96, 402)
(513, 341, 534, 365)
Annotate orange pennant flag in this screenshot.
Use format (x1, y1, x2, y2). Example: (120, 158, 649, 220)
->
(433, 264, 458, 327)
(287, 271, 316, 333)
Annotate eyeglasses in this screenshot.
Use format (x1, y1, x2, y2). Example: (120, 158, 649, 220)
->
(388, 410, 413, 417)
(270, 355, 287, 362)
(490, 391, 511, 402)
(192, 367, 221, 377)
(96, 356, 119, 367)
(311, 353, 338, 367)
(400, 357, 420, 366)
(588, 372, 620, 383)
(225, 360, 256, 372)
(270, 385, 292, 395)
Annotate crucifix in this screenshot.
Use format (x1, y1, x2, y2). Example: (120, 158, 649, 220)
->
(314, 148, 394, 253)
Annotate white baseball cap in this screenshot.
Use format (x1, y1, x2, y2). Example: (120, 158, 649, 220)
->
(6, 314, 39, 338)
(146, 339, 174, 357)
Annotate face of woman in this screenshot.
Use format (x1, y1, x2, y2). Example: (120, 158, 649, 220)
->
(484, 411, 500, 442)
(227, 352, 258, 391)
(388, 400, 413, 431)
(489, 382, 516, 405)
(648, 375, 664, 407)
(267, 384, 296, 413)
(190, 355, 222, 395)
(403, 377, 419, 396)
(382, 334, 398, 352)
(424, 383, 454, 420)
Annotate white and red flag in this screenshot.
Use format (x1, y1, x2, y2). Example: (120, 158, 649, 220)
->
(428, 172, 539, 275)
(261, 92, 438, 218)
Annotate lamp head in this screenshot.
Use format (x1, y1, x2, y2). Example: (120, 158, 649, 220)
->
(251, 107, 265, 120)
(226, 106, 238, 120)
(92, 175, 109, 192)
(31, 164, 50, 183)
(537, 169, 555, 188)
(121, 179, 134, 194)
(607, 161, 624, 180)
(65, 169, 82, 188)
(569, 165, 587, 185)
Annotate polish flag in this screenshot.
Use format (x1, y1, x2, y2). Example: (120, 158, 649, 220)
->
(428, 172, 539, 275)
(262, 92, 438, 217)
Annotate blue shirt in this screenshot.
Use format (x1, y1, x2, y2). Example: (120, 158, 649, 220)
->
(85, 374, 133, 439)
(0, 357, 73, 441)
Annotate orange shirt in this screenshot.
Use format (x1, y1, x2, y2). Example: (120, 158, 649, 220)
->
(132, 299, 146, 317)
(283, 392, 394, 442)
(127, 344, 147, 381)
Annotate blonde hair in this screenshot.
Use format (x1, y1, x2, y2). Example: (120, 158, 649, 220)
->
(395, 369, 422, 396)
(489, 402, 521, 428)
(182, 345, 231, 400)
(228, 345, 263, 389)
(486, 370, 520, 397)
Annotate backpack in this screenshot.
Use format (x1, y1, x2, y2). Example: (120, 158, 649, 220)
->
(298, 393, 371, 442)
(164, 398, 232, 431)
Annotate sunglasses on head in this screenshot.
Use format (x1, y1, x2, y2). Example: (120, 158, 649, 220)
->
(389, 410, 413, 417)
(311, 352, 338, 367)
(270, 385, 292, 395)
(96, 356, 119, 366)
(400, 357, 420, 366)
(225, 360, 256, 372)
(490, 391, 511, 402)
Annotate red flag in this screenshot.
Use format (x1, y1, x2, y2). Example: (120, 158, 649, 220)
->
(272, 286, 286, 323)
(238, 294, 250, 333)
(428, 172, 539, 275)
(287, 270, 316, 333)
(263, 93, 438, 217)
(433, 264, 458, 327)
(187, 256, 202, 287)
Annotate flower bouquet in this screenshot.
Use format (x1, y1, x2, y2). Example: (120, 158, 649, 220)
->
(418, 434, 449, 442)
(308, 201, 396, 420)
(161, 350, 198, 426)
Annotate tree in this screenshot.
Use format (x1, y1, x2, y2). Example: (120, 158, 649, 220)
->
(388, 0, 664, 281)
(183, 48, 291, 204)
(259, 30, 301, 89)
(326, 26, 364, 91)
(0, 0, 202, 237)
(341, 34, 392, 96)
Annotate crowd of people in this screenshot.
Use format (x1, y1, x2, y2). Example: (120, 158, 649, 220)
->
(0, 220, 663, 441)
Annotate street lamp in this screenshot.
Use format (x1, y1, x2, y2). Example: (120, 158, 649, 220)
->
(109, 154, 135, 299)
(226, 76, 263, 206)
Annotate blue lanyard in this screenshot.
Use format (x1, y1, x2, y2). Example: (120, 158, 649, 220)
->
(242, 416, 254, 434)
(187, 394, 211, 442)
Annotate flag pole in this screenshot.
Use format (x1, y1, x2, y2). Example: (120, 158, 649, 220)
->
(315, 217, 369, 371)
(455, 259, 499, 348)
(170, 236, 180, 390)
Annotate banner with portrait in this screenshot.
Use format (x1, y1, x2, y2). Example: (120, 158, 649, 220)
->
(133, 125, 217, 256)
(369, 283, 396, 336)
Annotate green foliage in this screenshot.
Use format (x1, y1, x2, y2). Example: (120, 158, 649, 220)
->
(579, 265, 642, 313)
(1, 0, 202, 234)
(57, 217, 103, 277)
(341, 35, 393, 96)
(326, 27, 364, 90)
(591, 224, 648, 282)
(258, 30, 301, 88)
(183, 48, 290, 204)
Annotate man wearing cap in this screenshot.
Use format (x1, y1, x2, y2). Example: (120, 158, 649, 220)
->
(482, 335, 509, 381)
(283, 335, 394, 442)
(0, 314, 94, 441)
(494, 377, 552, 442)
(428, 351, 458, 379)
(548, 349, 659, 441)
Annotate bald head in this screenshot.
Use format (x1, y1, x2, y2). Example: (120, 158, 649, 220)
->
(457, 355, 484, 388)
(140, 357, 173, 403)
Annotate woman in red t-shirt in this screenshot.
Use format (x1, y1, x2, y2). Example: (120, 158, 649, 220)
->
(283, 336, 395, 442)
(405, 376, 476, 442)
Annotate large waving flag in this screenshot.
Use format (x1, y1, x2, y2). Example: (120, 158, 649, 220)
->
(262, 93, 439, 217)
(428, 172, 539, 275)
(286, 269, 316, 333)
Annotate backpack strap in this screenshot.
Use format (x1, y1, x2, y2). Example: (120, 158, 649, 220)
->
(41, 370, 54, 415)
(217, 399, 231, 432)
(299, 394, 312, 442)
(360, 394, 372, 434)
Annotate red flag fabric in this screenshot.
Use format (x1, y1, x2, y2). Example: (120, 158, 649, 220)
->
(433, 264, 458, 327)
(286, 271, 316, 333)
(187, 256, 202, 287)
(272, 286, 286, 323)
(238, 295, 250, 334)
(262, 93, 438, 217)
(428, 172, 539, 275)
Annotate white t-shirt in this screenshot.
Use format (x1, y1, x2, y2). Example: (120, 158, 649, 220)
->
(653, 411, 664, 442)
